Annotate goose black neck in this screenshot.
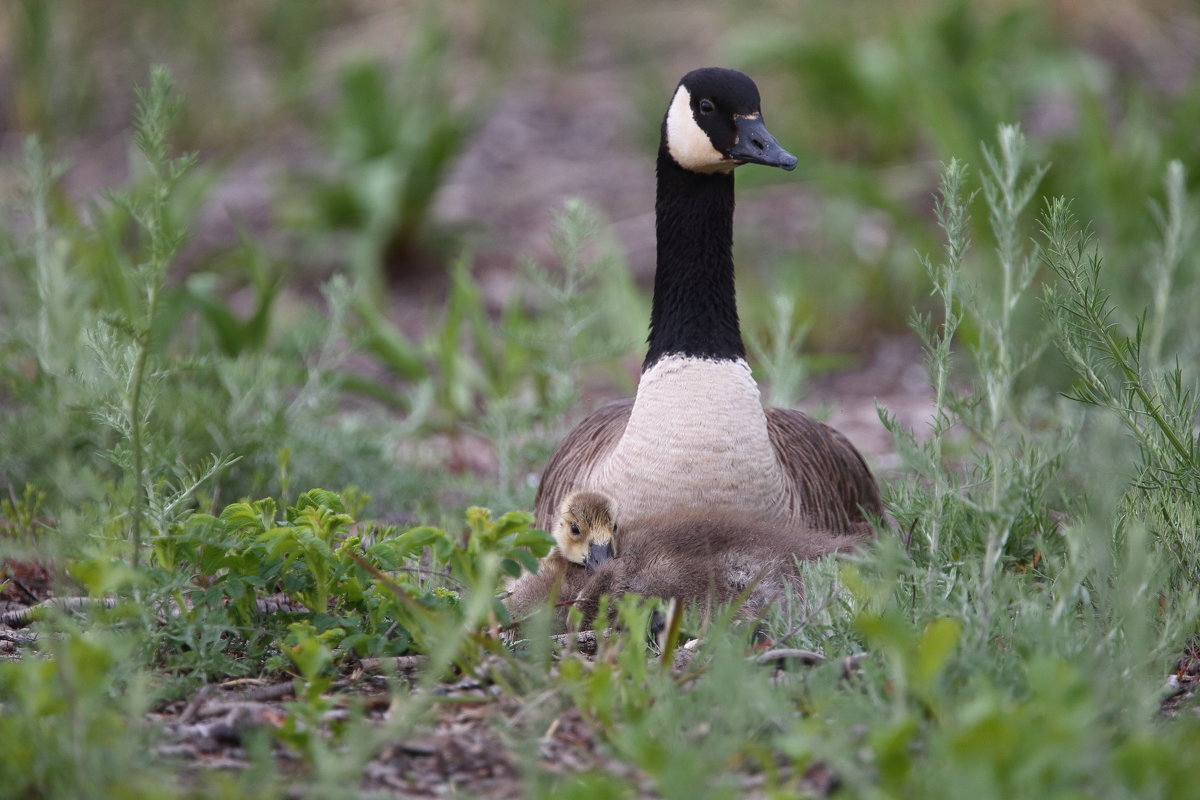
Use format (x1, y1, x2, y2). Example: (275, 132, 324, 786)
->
(644, 148, 744, 370)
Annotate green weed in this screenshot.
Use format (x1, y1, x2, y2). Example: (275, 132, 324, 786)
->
(0, 628, 165, 798)
(343, 198, 641, 511)
(729, 0, 1200, 350)
(294, 11, 477, 283)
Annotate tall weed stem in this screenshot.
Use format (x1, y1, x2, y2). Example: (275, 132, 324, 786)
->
(918, 159, 972, 558)
(117, 68, 196, 568)
(977, 126, 1045, 599)
(1043, 196, 1199, 490)
(1144, 161, 1189, 370)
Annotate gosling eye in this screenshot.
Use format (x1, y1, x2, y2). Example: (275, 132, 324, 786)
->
(698, 98, 715, 115)
(612, 523, 618, 533)
(570, 522, 581, 537)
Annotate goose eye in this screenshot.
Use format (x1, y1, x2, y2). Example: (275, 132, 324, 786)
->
(570, 522, 581, 537)
(698, 99, 715, 114)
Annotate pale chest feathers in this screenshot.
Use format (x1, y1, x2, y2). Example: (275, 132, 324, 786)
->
(595, 355, 791, 521)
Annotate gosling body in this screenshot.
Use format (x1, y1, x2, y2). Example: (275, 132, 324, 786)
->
(507, 491, 866, 630)
(567, 510, 865, 627)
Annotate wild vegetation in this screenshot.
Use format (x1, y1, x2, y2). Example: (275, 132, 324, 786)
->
(2, 1, 1199, 797)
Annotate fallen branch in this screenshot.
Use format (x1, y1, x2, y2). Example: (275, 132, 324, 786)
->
(506, 628, 616, 657)
(753, 648, 867, 678)
(0, 628, 38, 646)
(359, 655, 430, 673)
(0, 596, 117, 627)
(753, 648, 828, 666)
(0, 593, 313, 629)
(223, 681, 299, 703)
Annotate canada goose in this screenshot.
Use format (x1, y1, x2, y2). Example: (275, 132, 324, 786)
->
(533, 68, 882, 537)
(507, 490, 867, 629)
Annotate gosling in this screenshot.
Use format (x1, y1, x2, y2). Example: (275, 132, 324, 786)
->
(504, 491, 618, 626)
(505, 491, 869, 630)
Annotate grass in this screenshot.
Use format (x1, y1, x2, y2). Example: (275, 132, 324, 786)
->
(727, 0, 1200, 358)
(2, 1, 1200, 797)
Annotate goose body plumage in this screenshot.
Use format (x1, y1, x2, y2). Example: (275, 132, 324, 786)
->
(533, 67, 882, 536)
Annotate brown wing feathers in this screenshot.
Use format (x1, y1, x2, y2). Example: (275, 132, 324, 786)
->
(764, 407, 883, 535)
(533, 399, 632, 532)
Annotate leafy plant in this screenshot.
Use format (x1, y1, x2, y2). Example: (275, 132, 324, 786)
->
(0, 628, 163, 798)
(184, 237, 282, 357)
(158, 489, 551, 671)
(297, 10, 477, 283)
(6, 0, 100, 140)
(882, 125, 1068, 595)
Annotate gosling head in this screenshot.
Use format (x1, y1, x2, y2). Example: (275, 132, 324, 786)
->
(663, 67, 798, 175)
(554, 491, 618, 569)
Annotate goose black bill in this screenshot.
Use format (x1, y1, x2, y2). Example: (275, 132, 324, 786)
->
(728, 116, 797, 171)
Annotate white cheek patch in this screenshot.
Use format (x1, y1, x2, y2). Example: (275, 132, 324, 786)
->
(665, 85, 733, 173)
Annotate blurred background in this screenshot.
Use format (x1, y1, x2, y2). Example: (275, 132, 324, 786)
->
(2, 0, 1198, 524)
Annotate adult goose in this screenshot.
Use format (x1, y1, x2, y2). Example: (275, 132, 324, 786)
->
(508, 490, 867, 629)
(533, 68, 882, 535)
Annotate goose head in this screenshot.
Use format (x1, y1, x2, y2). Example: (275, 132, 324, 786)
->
(554, 490, 618, 568)
(663, 67, 798, 174)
